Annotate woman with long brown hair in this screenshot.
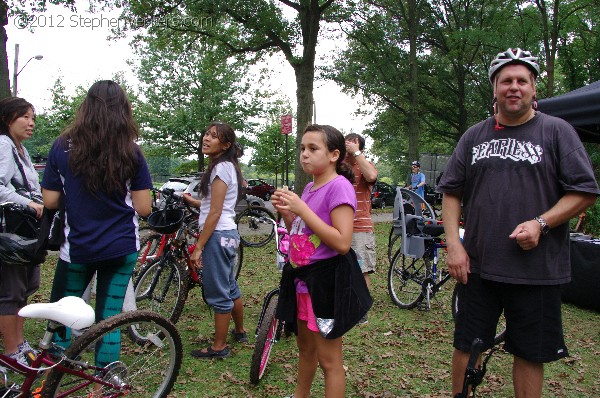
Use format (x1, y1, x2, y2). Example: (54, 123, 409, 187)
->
(42, 80, 152, 372)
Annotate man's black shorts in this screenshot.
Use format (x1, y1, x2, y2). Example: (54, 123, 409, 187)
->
(453, 273, 568, 363)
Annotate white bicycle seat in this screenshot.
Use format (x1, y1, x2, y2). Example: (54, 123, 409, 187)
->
(19, 296, 95, 329)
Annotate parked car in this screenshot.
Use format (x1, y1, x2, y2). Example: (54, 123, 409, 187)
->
(154, 174, 265, 214)
(245, 179, 275, 201)
(371, 181, 396, 209)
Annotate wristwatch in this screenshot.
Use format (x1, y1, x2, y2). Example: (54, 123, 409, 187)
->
(534, 216, 550, 235)
(353, 150, 362, 157)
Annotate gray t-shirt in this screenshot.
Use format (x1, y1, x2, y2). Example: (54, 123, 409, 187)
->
(438, 112, 599, 285)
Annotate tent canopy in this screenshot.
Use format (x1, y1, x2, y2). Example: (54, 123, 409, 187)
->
(538, 80, 600, 143)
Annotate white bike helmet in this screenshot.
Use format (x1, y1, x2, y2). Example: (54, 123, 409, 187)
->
(489, 48, 539, 83)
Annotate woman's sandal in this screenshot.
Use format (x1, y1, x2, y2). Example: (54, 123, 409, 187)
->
(190, 346, 231, 359)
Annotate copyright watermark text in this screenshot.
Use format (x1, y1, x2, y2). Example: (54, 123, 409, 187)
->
(14, 13, 213, 31)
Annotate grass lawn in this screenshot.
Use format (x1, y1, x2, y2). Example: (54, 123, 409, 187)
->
(25, 214, 600, 397)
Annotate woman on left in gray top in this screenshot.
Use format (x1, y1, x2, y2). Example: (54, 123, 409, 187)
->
(0, 96, 43, 366)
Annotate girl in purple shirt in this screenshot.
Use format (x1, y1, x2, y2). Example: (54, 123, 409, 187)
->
(272, 124, 356, 398)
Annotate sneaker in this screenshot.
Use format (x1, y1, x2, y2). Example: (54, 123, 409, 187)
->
(18, 340, 40, 356)
(230, 329, 249, 343)
(357, 313, 369, 325)
(190, 346, 231, 359)
(9, 349, 34, 367)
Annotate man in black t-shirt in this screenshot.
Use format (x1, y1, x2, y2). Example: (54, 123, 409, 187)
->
(438, 48, 598, 397)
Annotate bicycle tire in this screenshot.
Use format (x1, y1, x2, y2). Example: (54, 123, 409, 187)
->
(233, 244, 243, 280)
(249, 294, 279, 385)
(131, 256, 189, 330)
(451, 284, 506, 346)
(42, 311, 182, 398)
(387, 227, 402, 266)
(387, 250, 428, 309)
(235, 206, 276, 248)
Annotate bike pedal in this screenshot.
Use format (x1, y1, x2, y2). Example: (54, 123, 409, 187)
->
(25, 351, 37, 364)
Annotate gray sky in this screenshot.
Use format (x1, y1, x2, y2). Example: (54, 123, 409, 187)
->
(7, 2, 372, 134)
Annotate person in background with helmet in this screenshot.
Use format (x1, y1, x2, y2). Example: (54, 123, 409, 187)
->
(0, 97, 44, 366)
(41, 81, 152, 385)
(437, 48, 598, 397)
(407, 160, 426, 199)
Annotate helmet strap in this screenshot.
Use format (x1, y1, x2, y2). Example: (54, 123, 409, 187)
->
(492, 97, 504, 131)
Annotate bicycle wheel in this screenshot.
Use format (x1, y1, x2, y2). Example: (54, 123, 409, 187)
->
(131, 256, 189, 327)
(233, 244, 243, 280)
(387, 227, 402, 266)
(387, 251, 428, 309)
(42, 311, 182, 398)
(249, 294, 280, 385)
(451, 284, 506, 346)
(235, 207, 276, 248)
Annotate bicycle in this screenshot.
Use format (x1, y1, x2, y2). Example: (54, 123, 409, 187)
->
(249, 216, 289, 385)
(388, 226, 452, 310)
(235, 205, 276, 248)
(387, 188, 452, 310)
(0, 296, 182, 397)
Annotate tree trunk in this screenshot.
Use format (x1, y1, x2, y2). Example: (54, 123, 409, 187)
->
(290, 2, 320, 194)
(293, 61, 314, 194)
(0, 2, 11, 99)
(407, 0, 420, 163)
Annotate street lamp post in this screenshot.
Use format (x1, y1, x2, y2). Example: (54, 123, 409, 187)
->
(12, 44, 43, 97)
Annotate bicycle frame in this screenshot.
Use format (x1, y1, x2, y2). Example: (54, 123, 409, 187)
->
(421, 238, 452, 310)
(137, 232, 173, 269)
(0, 322, 128, 397)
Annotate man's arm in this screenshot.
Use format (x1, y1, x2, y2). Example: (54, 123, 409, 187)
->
(442, 192, 470, 284)
(345, 139, 377, 182)
(354, 154, 378, 182)
(509, 191, 597, 250)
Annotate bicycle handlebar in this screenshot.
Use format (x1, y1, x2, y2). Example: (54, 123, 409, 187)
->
(153, 188, 200, 215)
(455, 338, 484, 398)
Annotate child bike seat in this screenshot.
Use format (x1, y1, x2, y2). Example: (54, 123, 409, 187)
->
(18, 296, 96, 330)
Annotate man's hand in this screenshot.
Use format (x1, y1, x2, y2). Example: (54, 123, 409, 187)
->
(509, 220, 542, 250)
(345, 139, 359, 155)
(446, 243, 470, 284)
